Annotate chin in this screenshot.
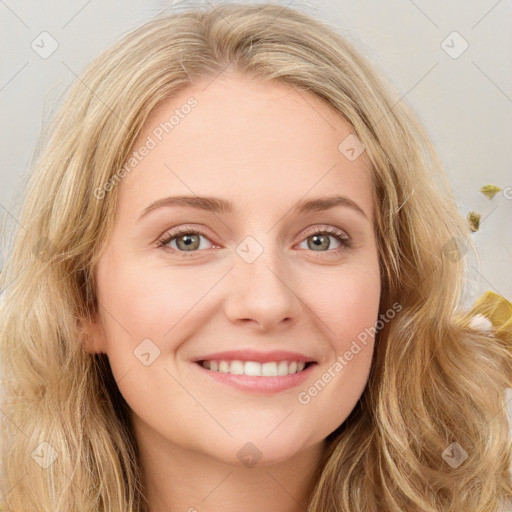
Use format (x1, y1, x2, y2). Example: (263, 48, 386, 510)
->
(216, 434, 313, 468)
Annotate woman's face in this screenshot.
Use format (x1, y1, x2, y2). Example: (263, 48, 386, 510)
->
(85, 74, 381, 466)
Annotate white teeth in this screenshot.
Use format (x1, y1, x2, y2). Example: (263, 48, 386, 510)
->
(230, 360, 244, 375)
(277, 361, 289, 376)
(261, 362, 277, 376)
(200, 359, 308, 376)
(244, 361, 261, 376)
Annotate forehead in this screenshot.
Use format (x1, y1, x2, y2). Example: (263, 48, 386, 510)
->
(115, 74, 374, 223)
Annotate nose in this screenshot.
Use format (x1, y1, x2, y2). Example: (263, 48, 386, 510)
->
(223, 247, 302, 332)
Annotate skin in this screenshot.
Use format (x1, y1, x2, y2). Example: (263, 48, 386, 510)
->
(83, 74, 381, 512)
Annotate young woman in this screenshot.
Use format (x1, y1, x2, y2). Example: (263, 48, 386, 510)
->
(1, 3, 511, 511)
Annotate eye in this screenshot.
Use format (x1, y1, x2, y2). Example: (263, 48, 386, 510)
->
(156, 227, 214, 253)
(297, 226, 353, 254)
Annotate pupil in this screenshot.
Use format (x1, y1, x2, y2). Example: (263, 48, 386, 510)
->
(178, 234, 199, 251)
(310, 234, 329, 250)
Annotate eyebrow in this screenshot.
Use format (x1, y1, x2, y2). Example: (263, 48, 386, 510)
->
(138, 194, 369, 221)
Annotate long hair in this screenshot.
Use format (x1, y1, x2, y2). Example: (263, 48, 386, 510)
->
(1, 3, 511, 510)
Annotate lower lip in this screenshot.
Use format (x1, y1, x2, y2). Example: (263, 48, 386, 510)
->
(193, 362, 317, 394)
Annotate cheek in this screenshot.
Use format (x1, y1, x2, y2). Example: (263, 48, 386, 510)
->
(94, 262, 199, 414)
(296, 264, 380, 427)
(310, 260, 381, 345)
(96, 258, 203, 342)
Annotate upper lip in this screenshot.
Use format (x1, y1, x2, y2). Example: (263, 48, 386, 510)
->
(193, 349, 316, 364)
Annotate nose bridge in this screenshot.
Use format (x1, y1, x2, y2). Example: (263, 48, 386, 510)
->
(225, 233, 300, 328)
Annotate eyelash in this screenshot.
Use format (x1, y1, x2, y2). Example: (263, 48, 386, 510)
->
(155, 225, 353, 257)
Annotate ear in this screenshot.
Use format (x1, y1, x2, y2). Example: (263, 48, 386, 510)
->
(78, 312, 108, 354)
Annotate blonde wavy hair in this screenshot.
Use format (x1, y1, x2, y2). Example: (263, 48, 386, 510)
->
(1, 2, 511, 511)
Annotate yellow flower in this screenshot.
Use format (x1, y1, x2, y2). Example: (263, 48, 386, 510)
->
(469, 291, 512, 345)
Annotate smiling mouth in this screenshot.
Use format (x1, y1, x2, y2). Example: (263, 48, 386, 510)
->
(196, 360, 316, 377)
